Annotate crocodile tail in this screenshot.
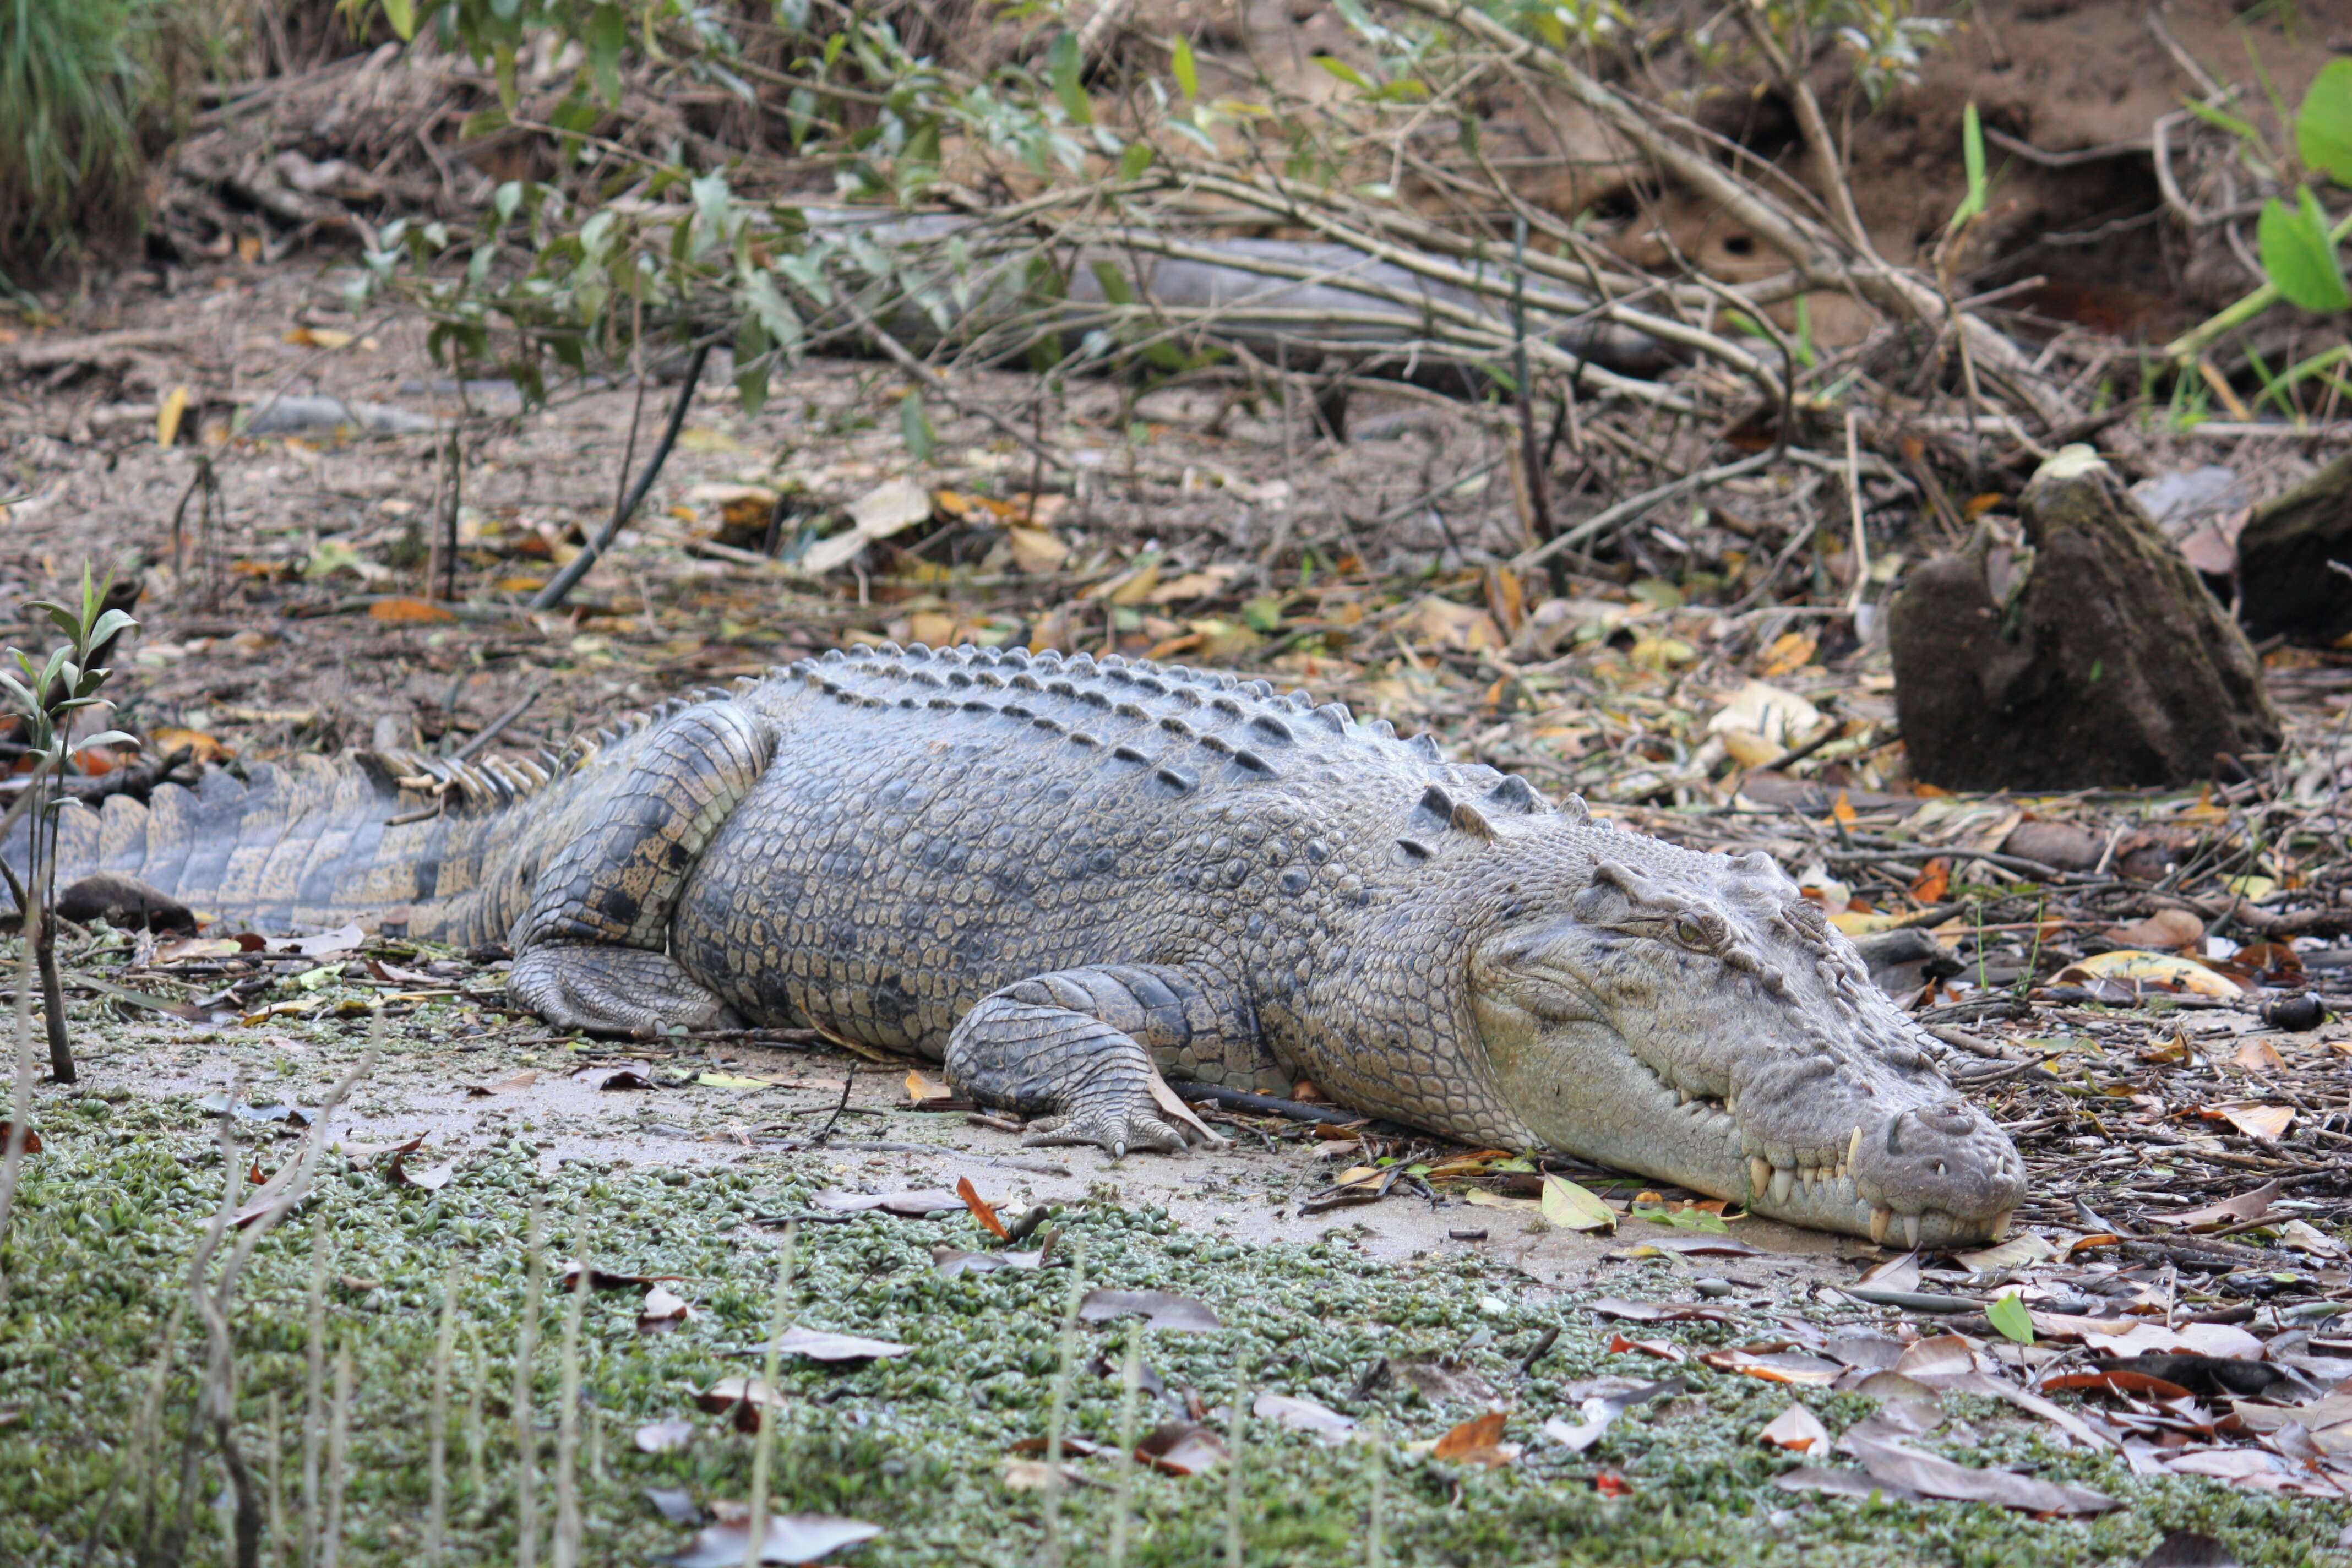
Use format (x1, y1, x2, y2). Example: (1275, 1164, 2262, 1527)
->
(1, 686, 752, 944)
(1, 747, 570, 945)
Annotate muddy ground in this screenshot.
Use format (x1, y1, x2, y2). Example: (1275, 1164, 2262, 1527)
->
(5, 251, 2352, 1565)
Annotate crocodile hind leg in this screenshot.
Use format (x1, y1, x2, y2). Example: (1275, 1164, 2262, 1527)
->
(945, 965, 1262, 1155)
(506, 702, 773, 1033)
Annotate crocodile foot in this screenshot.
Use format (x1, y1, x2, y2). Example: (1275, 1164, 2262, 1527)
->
(508, 942, 744, 1035)
(945, 970, 1225, 1157)
(1022, 1093, 1201, 1158)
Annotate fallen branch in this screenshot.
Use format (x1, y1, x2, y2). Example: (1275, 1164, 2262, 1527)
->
(530, 339, 712, 613)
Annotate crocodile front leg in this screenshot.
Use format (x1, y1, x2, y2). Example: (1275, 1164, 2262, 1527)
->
(945, 965, 1256, 1156)
(507, 701, 773, 1033)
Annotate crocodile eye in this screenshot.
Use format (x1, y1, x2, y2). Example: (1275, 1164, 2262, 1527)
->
(1673, 914, 1709, 949)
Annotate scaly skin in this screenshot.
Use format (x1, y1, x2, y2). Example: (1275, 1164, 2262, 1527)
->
(16, 643, 2025, 1243)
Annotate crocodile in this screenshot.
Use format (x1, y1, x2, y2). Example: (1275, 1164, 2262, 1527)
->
(17, 643, 2024, 1245)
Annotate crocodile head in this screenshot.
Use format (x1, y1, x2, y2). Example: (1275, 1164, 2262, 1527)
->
(1462, 826, 2024, 1246)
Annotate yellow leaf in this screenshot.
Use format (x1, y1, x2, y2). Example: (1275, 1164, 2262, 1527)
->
(1107, 562, 1162, 606)
(905, 1069, 950, 1102)
(1540, 1174, 1618, 1233)
(2056, 950, 2244, 999)
(1757, 631, 1816, 678)
(236, 234, 262, 263)
(156, 385, 190, 448)
(675, 427, 748, 453)
(2225, 874, 2277, 901)
(693, 1072, 769, 1089)
(1830, 789, 1857, 825)
(1462, 1188, 1539, 1212)
(1005, 525, 1069, 574)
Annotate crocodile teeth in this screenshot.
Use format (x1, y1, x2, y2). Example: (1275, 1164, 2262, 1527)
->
(1869, 1206, 1893, 1245)
(1751, 1156, 1772, 1195)
(1990, 1208, 2015, 1240)
(1800, 1166, 1820, 1190)
(1770, 1167, 1794, 1206)
(1902, 1212, 1923, 1248)
(1847, 1125, 1863, 1167)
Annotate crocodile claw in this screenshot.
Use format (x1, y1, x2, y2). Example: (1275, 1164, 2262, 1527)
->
(1021, 1104, 1197, 1157)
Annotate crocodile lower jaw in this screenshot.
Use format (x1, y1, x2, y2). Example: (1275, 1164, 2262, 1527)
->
(1589, 1072, 2018, 1246)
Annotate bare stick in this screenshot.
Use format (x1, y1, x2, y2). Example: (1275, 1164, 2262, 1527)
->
(1109, 1317, 1141, 1568)
(464, 1321, 489, 1513)
(319, 1349, 353, 1568)
(0, 922, 39, 1302)
(301, 1215, 327, 1568)
(1844, 409, 1869, 617)
(552, 1200, 587, 1568)
(745, 1223, 799, 1567)
(266, 1392, 285, 1568)
(529, 340, 714, 613)
(514, 1197, 546, 1568)
(1041, 1244, 1087, 1568)
(428, 1267, 457, 1564)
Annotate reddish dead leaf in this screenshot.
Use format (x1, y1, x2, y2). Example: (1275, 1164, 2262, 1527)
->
(657, 1513, 881, 1565)
(149, 726, 233, 765)
(1432, 1410, 1517, 1468)
(388, 1143, 458, 1190)
(1078, 1289, 1221, 1332)
(1253, 1392, 1359, 1446)
(1758, 1401, 1832, 1453)
(1006, 1434, 1107, 1458)
(635, 1419, 696, 1454)
(956, 1175, 1009, 1240)
(1, 1124, 40, 1154)
(812, 1188, 967, 1217)
(637, 1285, 695, 1335)
(558, 1261, 683, 1292)
(696, 1376, 786, 1433)
(2103, 910, 2203, 951)
(754, 1326, 912, 1363)
(340, 1135, 425, 1162)
(1607, 1333, 1686, 1363)
(2154, 1189, 2277, 1241)
(1585, 1298, 1735, 1325)
(2234, 1037, 2288, 1072)
(2038, 1368, 2198, 1402)
(368, 597, 456, 624)
(1702, 1348, 1844, 1385)
(1593, 1470, 1632, 1497)
(462, 1070, 537, 1096)
(1908, 857, 1951, 905)
(2211, 1102, 2294, 1142)
(1135, 1421, 1228, 1476)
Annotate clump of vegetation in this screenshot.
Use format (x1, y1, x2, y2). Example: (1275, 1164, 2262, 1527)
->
(0, 0, 173, 279)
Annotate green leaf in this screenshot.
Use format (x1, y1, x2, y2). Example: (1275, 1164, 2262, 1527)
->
(1089, 260, 1138, 306)
(1986, 1292, 2035, 1345)
(1948, 102, 1986, 232)
(1539, 1174, 1618, 1234)
(383, 0, 417, 41)
(1117, 141, 1156, 181)
(1048, 33, 1092, 126)
(587, 3, 627, 108)
(2297, 58, 2352, 185)
(1313, 55, 1371, 89)
(2258, 190, 2351, 313)
(1170, 34, 1197, 98)
(900, 389, 935, 462)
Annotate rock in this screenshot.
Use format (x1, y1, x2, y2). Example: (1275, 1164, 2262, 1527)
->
(2234, 453, 2352, 645)
(1888, 447, 2280, 791)
(2001, 820, 2106, 872)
